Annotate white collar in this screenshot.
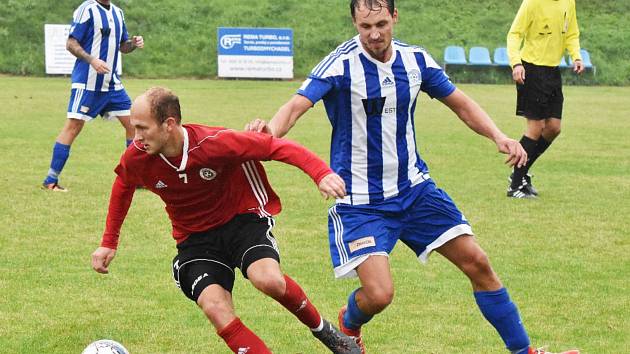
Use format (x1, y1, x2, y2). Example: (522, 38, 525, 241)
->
(159, 126, 189, 172)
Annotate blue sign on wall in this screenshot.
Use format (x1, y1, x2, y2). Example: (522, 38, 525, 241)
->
(217, 27, 293, 56)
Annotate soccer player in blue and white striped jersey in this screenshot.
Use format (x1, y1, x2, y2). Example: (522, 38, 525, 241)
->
(247, 1, 578, 354)
(42, 0, 144, 191)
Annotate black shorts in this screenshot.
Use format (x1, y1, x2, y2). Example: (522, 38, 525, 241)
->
(516, 61, 564, 120)
(171, 213, 280, 302)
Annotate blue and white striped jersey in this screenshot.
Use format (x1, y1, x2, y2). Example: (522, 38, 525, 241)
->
(69, 0, 129, 92)
(298, 35, 456, 205)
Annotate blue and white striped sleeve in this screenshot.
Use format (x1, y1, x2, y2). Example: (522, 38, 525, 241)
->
(69, 4, 92, 43)
(297, 58, 346, 104)
(297, 40, 356, 104)
(416, 50, 456, 99)
(118, 8, 129, 43)
(297, 76, 334, 105)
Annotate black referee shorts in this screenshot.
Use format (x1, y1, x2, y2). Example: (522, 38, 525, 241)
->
(516, 60, 564, 120)
(171, 213, 280, 302)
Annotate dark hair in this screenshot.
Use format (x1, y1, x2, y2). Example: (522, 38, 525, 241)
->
(145, 87, 182, 124)
(350, 0, 394, 18)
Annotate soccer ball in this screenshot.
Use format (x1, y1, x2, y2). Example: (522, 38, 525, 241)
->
(82, 339, 129, 354)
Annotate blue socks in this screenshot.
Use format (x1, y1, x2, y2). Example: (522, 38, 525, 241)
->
(43, 139, 131, 185)
(341, 287, 529, 352)
(43, 142, 71, 185)
(343, 289, 373, 330)
(43, 139, 130, 185)
(474, 288, 530, 353)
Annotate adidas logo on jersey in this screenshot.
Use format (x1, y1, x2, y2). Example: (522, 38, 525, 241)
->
(155, 180, 168, 189)
(381, 76, 395, 87)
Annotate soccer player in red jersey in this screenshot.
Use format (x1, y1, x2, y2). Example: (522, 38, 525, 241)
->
(91, 87, 360, 354)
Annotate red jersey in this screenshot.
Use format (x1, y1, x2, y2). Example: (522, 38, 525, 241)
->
(101, 124, 333, 249)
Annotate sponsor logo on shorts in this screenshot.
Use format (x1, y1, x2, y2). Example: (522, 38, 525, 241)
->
(348, 236, 376, 253)
(80, 105, 90, 113)
(199, 168, 217, 181)
(191, 272, 209, 293)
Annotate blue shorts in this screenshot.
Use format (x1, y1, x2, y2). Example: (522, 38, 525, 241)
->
(67, 88, 131, 121)
(328, 180, 473, 278)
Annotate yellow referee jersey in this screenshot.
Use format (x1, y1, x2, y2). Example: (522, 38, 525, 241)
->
(507, 0, 581, 68)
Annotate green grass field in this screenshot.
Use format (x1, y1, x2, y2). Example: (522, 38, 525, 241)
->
(0, 76, 628, 353)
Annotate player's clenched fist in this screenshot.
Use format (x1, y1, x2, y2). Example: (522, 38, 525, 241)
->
(132, 35, 144, 49)
(91, 246, 117, 274)
(318, 173, 346, 200)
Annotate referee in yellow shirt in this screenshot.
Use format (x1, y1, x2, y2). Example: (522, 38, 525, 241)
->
(506, 0, 584, 198)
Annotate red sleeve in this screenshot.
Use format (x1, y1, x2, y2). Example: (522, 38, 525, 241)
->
(267, 137, 333, 185)
(101, 151, 139, 249)
(100, 176, 135, 249)
(213, 131, 333, 185)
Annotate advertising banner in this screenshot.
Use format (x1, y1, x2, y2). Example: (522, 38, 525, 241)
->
(44, 24, 75, 75)
(217, 27, 293, 79)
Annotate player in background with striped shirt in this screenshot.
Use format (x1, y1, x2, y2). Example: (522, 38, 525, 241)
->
(42, 0, 143, 191)
(247, 1, 578, 353)
(91, 87, 360, 354)
(506, 0, 583, 198)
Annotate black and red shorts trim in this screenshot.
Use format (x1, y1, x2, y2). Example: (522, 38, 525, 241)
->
(171, 213, 280, 302)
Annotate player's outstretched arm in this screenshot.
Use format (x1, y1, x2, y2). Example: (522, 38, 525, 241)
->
(221, 130, 343, 196)
(93, 176, 136, 273)
(318, 173, 346, 200)
(91, 247, 116, 274)
(439, 88, 527, 168)
(245, 95, 313, 138)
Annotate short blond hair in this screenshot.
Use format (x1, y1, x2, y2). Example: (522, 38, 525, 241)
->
(144, 87, 181, 124)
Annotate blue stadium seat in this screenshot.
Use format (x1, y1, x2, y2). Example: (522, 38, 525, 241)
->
(493, 47, 510, 66)
(468, 46, 492, 65)
(580, 49, 594, 69)
(444, 46, 467, 65)
(559, 56, 569, 68)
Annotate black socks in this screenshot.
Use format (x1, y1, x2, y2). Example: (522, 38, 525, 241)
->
(511, 135, 551, 189)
